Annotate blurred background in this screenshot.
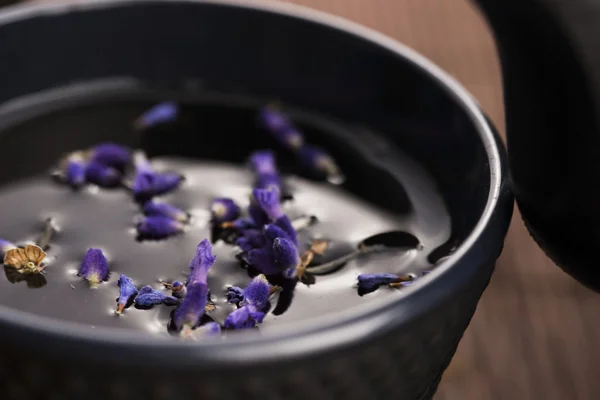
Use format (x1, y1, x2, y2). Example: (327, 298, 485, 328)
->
(13, 0, 600, 398)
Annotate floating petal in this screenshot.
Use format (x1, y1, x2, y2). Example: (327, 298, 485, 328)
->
(116, 274, 138, 314)
(252, 187, 283, 220)
(356, 273, 409, 296)
(84, 162, 122, 187)
(143, 201, 189, 223)
(136, 216, 185, 240)
(226, 286, 245, 305)
(272, 238, 300, 270)
(64, 154, 87, 187)
(223, 306, 256, 330)
(135, 285, 179, 308)
(249, 150, 277, 176)
(135, 102, 178, 129)
(210, 198, 241, 224)
(172, 281, 208, 331)
(4, 245, 46, 273)
(89, 143, 131, 170)
(78, 248, 110, 286)
(246, 246, 281, 275)
(242, 274, 271, 312)
(297, 145, 340, 177)
(186, 239, 216, 285)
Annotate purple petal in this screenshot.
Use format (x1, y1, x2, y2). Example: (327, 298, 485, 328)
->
(132, 154, 183, 200)
(116, 274, 138, 314)
(223, 306, 256, 330)
(172, 281, 208, 331)
(150, 172, 184, 196)
(243, 274, 270, 311)
(135, 102, 178, 128)
(356, 273, 401, 296)
(90, 143, 131, 170)
(78, 248, 110, 286)
(259, 107, 304, 150)
(65, 156, 87, 187)
(143, 201, 189, 222)
(248, 310, 266, 324)
(248, 200, 269, 228)
(273, 216, 298, 245)
(135, 285, 178, 307)
(0, 239, 16, 259)
(246, 246, 281, 275)
(297, 145, 340, 176)
(249, 150, 277, 176)
(252, 187, 283, 220)
(186, 239, 216, 286)
(136, 216, 184, 240)
(264, 224, 291, 242)
(210, 198, 241, 224)
(254, 173, 282, 193)
(226, 286, 245, 304)
(84, 162, 122, 187)
(272, 238, 300, 270)
(235, 229, 265, 252)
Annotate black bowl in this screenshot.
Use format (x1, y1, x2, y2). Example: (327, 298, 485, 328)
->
(0, 1, 512, 399)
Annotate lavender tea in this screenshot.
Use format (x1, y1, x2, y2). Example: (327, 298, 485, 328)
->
(0, 86, 450, 339)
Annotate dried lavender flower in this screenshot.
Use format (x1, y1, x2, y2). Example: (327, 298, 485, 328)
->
(89, 143, 131, 170)
(4, 244, 46, 274)
(273, 237, 300, 270)
(84, 162, 122, 188)
(235, 229, 265, 252)
(116, 274, 138, 315)
(356, 273, 414, 296)
(210, 198, 241, 224)
(136, 216, 185, 240)
(135, 285, 179, 308)
(246, 246, 281, 275)
(259, 107, 304, 150)
(63, 153, 87, 188)
(0, 239, 16, 259)
(252, 187, 283, 220)
(249, 150, 278, 176)
(78, 248, 110, 287)
(186, 239, 216, 286)
(224, 275, 271, 330)
(226, 286, 245, 305)
(172, 281, 208, 332)
(143, 201, 190, 223)
(297, 145, 341, 178)
(134, 101, 178, 129)
(132, 153, 184, 201)
(273, 216, 298, 245)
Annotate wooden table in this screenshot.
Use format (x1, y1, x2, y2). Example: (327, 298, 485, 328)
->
(21, 0, 600, 398)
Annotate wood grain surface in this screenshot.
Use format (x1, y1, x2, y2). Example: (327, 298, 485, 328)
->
(19, 0, 600, 398)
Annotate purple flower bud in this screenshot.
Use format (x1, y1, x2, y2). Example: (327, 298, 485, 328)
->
(297, 145, 340, 177)
(136, 216, 185, 240)
(249, 150, 277, 176)
(273, 216, 298, 245)
(116, 274, 138, 315)
(223, 306, 255, 330)
(134, 101, 178, 129)
(248, 199, 269, 228)
(89, 143, 131, 170)
(0, 239, 16, 259)
(254, 173, 282, 193)
(196, 322, 221, 337)
(64, 155, 87, 187)
(143, 201, 189, 223)
(356, 273, 404, 296)
(132, 154, 183, 201)
(228, 218, 256, 230)
(226, 286, 245, 304)
(246, 246, 281, 275)
(252, 187, 283, 220)
(172, 281, 208, 331)
(235, 229, 265, 252)
(210, 198, 241, 224)
(273, 238, 300, 270)
(242, 274, 271, 313)
(78, 248, 110, 287)
(135, 285, 179, 308)
(85, 162, 122, 187)
(259, 107, 304, 150)
(186, 239, 216, 286)
(264, 224, 291, 242)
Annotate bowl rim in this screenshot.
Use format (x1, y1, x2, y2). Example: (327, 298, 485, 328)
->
(0, 0, 506, 366)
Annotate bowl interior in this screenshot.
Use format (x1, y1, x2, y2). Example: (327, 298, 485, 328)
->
(0, 0, 493, 342)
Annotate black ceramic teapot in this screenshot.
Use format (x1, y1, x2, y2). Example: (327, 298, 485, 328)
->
(0, 1, 593, 400)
